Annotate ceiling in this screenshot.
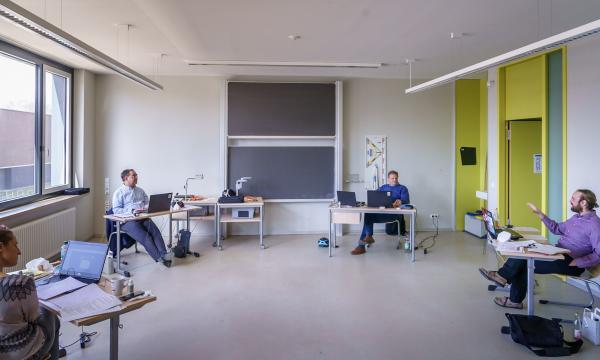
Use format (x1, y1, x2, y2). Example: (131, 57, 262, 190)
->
(2, 0, 600, 80)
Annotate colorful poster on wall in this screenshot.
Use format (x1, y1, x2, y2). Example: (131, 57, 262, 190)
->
(365, 136, 387, 190)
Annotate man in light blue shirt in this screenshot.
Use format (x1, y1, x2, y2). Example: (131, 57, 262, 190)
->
(112, 169, 171, 267)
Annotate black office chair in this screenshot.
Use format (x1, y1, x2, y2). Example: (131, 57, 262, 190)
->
(105, 209, 139, 268)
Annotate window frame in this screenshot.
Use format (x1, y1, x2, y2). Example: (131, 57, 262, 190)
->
(0, 40, 74, 211)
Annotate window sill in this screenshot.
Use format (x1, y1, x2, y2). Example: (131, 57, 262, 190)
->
(0, 194, 83, 223)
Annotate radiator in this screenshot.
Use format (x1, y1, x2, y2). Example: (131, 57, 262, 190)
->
(7, 208, 76, 272)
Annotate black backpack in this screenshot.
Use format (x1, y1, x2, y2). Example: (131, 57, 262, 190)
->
(173, 229, 191, 258)
(504, 313, 583, 357)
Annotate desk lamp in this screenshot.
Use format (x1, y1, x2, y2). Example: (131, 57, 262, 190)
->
(236, 177, 252, 196)
(184, 174, 204, 200)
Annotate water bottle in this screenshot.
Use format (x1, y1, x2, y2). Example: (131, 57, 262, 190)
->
(404, 239, 411, 252)
(56, 241, 68, 273)
(128, 278, 134, 294)
(574, 313, 582, 340)
(103, 251, 114, 275)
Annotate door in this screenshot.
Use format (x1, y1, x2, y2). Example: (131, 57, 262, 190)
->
(507, 120, 542, 229)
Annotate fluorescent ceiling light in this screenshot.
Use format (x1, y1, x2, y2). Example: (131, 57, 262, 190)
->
(186, 60, 382, 68)
(406, 18, 600, 94)
(0, 0, 162, 90)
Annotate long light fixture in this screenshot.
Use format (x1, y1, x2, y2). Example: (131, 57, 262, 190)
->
(186, 60, 382, 68)
(405, 18, 600, 94)
(0, 0, 162, 90)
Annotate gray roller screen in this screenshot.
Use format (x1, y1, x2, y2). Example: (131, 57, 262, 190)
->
(227, 82, 336, 136)
(228, 147, 335, 199)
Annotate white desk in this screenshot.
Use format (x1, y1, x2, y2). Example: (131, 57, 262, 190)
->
(172, 197, 219, 246)
(216, 198, 265, 250)
(104, 206, 198, 276)
(328, 205, 417, 261)
(498, 247, 564, 316)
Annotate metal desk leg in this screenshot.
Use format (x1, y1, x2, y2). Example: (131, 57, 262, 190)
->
(168, 213, 173, 248)
(329, 209, 332, 257)
(527, 258, 535, 316)
(213, 204, 218, 247)
(216, 206, 223, 250)
(114, 222, 126, 276)
(109, 315, 120, 360)
(411, 212, 416, 262)
(260, 205, 265, 249)
(186, 211, 191, 231)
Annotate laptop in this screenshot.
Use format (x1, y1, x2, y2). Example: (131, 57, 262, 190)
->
(482, 209, 523, 240)
(136, 193, 173, 214)
(367, 190, 393, 208)
(337, 191, 359, 207)
(36, 241, 109, 286)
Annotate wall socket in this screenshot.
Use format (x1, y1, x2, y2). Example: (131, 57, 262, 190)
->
(430, 213, 439, 219)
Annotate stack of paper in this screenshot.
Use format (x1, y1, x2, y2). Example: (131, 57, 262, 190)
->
(37, 277, 86, 300)
(527, 243, 570, 255)
(41, 284, 122, 321)
(496, 240, 536, 253)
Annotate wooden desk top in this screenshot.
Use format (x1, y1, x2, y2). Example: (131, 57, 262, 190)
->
(330, 205, 416, 215)
(40, 280, 156, 326)
(104, 206, 199, 223)
(183, 197, 219, 205)
(217, 197, 264, 208)
(499, 249, 564, 261)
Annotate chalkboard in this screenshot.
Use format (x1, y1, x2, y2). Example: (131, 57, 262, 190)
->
(228, 147, 335, 199)
(228, 82, 336, 136)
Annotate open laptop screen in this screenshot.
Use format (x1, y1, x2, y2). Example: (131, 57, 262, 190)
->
(60, 241, 108, 280)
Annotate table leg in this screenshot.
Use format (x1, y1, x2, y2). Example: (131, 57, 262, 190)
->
(186, 211, 191, 231)
(260, 206, 265, 249)
(213, 204, 218, 247)
(168, 213, 173, 248)
(115, 222, 123, 275)
(411, 212, 416, 262)
(109, 315, 120, 360)
(527, 258, 535, 316)
(328, 209, 332, 257)
(216, 206, 223, 250)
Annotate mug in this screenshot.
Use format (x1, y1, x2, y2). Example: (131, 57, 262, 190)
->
(111, 277, 127, 296)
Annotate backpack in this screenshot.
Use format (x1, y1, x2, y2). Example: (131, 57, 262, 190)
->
(504, 313, 583, 357)
(173, 229, 191, 258)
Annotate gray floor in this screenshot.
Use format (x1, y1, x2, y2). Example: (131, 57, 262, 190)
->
(60, 231, 600, 359)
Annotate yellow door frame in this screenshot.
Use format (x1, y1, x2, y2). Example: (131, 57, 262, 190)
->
(497, 47, 567, 233)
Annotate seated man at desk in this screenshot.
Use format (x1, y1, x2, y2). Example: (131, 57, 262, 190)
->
(113, 169, 171, 267)
(479, 189, 600, 309)
(351, 170, 410, 255)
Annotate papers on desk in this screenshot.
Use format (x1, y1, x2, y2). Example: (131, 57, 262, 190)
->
(496, 240, 536, 253)
(41, 284, 122, 322)
(527, 243, 570, 256)
(36, 277, 86, 300)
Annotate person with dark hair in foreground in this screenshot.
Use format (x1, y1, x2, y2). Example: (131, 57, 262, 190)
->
(112, 169, 171, 267)
(479, 189, 600, 309)
(0, 225, 61, 360)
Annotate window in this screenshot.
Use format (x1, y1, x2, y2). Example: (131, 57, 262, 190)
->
(44, 67, 71, 192)
(0, 41, 73, 209)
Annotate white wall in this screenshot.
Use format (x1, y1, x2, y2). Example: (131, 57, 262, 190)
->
(93, 76, 454, 236)
(566, 36, 600, 196)
(343, 78, 454, 230)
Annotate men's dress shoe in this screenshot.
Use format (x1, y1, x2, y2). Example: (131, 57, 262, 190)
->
(351, 246, 366, 255)
(479, 268, 507, 287)
(363, 235, 375, 245)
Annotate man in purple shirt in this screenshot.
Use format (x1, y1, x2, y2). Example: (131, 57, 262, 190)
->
(479, 189, 600, 309)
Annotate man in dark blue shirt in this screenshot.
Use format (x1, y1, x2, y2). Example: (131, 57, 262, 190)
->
(351, 170, 410, 255)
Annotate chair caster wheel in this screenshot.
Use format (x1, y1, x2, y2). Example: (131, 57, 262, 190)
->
(488, 284, 497, 291)
(193, 252, 200, 257)
(124, 271, 131, 277)
(501, 326, 510, 334)
(212, 241, 218, 247)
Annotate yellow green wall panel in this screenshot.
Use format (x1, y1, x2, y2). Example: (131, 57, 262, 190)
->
(455, 80, 482, 230)
(505, 56, 545, 120)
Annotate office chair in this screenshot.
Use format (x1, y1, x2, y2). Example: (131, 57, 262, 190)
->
(105, 209, 139, 268)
